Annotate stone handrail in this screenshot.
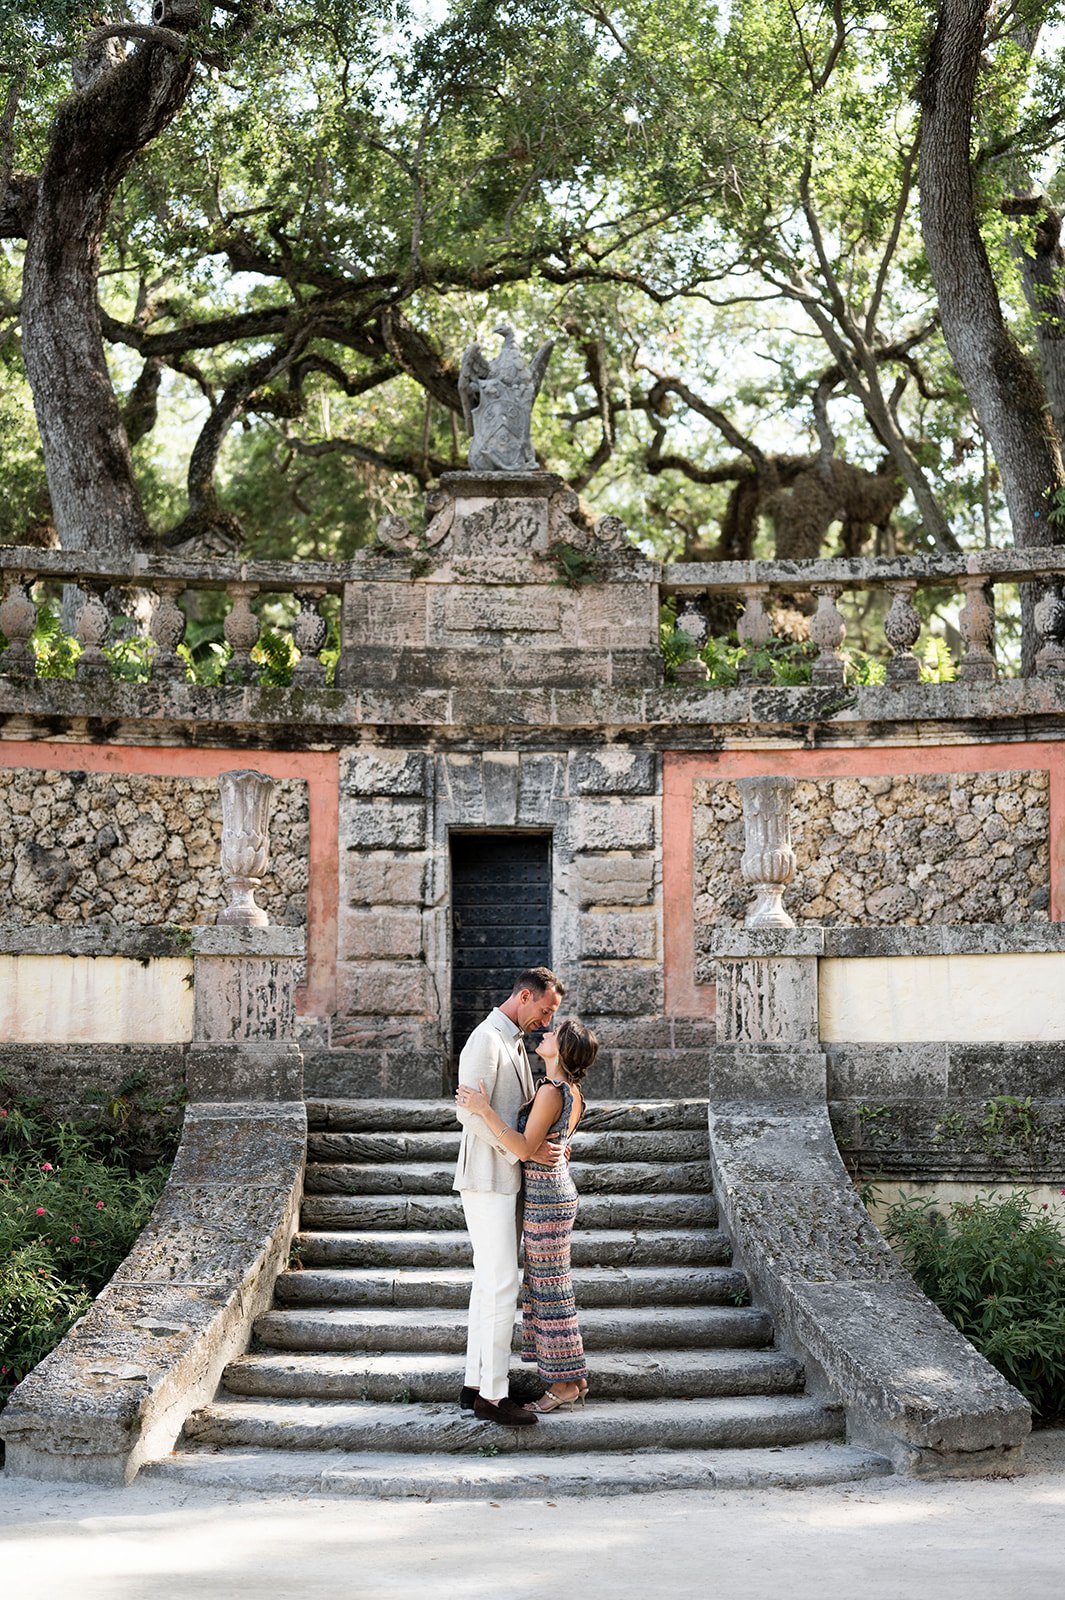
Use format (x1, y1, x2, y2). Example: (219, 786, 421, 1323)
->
(661, 544, 1065, 682)
(0, 921, 307, 1483)
(705, 922, 1033, 1475)
(1, 1092, 306, 1483)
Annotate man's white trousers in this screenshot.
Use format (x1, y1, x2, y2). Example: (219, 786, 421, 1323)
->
(460, 1189, 519, 1403)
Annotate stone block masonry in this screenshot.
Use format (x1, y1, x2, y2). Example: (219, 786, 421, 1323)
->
(0, 769, 308, 928)
(327, 743, 674, 1098)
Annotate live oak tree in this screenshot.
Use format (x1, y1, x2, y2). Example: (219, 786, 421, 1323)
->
(2, 1, 671, 557)
(4, 1, 1065, 579)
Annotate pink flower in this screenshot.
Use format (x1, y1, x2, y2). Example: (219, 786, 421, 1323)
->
(40, 1163, 53, 1173)
(95, 1201, 104, 1209)
(0, 1107, 7, 1116)
(69, 1235, 80, 1244)
(35, 1207, 46, 1216)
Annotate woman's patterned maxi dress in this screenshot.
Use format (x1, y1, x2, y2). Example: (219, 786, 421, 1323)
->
(517, 1080, 588, 1386)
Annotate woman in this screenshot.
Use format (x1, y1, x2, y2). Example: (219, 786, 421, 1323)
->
(455, 1017, 599, 1413)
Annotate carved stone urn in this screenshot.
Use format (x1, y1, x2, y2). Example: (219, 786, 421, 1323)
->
(217, 769, 276, 927)
(736, 775, 797, 928)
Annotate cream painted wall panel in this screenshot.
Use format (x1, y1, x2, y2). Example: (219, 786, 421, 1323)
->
(0, 955, 194, 1044)
(820, 952, 1065, 1043)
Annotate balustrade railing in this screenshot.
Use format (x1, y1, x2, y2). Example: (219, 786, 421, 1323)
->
(661, 547, 1065, 684)
(0, 549, 345, 688)
(4, 542, 1065, 693)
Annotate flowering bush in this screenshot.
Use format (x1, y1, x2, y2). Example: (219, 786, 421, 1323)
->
(0, 1100, 175, 1408)
(882, 1190, 1065, 1421)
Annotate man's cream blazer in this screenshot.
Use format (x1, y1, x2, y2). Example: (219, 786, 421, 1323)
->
(452, 1008, 535, 1194)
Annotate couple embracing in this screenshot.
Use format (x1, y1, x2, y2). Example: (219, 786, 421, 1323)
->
(453, 966, 598, 1428)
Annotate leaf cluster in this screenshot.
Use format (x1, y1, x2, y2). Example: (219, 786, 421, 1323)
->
(0, 1092, 179, 1407)
(883, 1188, 1065, 1420)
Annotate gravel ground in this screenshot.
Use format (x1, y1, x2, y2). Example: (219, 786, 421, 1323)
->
(2, 1430, 1064, 1600)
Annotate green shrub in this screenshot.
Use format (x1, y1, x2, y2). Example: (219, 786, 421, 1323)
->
(0, 1100, 175, 1406)
(882, 1190, 1065, 1421)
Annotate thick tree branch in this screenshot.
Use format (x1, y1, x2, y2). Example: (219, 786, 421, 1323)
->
(290, 435, 452, 486)
(82, 24, 188, 59)
(637, 364, 767, 471)
(165, 329, 316, 548)
(22, 31, 199, 555)
(0, 172, 35, 238)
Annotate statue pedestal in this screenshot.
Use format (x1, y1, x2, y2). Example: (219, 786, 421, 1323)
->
(340, 469, 663, 694)
(437, 471, 563, 557)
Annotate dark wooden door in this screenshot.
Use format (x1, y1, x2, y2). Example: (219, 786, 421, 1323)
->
(450, 833, 552, 1067)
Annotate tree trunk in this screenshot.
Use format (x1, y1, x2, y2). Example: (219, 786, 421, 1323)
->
(919, 1, 1065, 566)
(1012, 201, 1065, 443)
(20, 41, 196, 559)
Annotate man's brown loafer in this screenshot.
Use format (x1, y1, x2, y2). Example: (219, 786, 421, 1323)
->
(472, 1395, 538, 1426)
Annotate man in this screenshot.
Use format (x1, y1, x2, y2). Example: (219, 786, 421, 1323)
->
(453, 966, 564, 1427)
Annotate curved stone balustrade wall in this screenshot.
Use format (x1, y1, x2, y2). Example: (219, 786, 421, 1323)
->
(0, 925, 306, 1483)
(705, 928, 1033, 1475)
(1, 1093, 306, 1483)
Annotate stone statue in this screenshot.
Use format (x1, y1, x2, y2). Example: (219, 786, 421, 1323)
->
(458, 324, 554, 472)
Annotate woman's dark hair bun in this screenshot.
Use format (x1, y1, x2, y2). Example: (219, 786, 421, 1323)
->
(555, 1017, 599, 1084)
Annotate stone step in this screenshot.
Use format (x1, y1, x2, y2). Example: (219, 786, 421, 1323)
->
(185, 1394, 842, 1455)
(221, 1348, 805, 1403)
(306, 1128, 709, 1166)
(273, 1264, 748, 1310)
(306, 1098, 710, 1134)
(252, 1304, 773, 1354)
(292, 1226, 731, 1269)
(303, 1160, 713, 1196)
(148, 1441, 893, 1498)
(299, 1191, 718, 1232)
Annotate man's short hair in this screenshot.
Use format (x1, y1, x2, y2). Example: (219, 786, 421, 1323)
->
(511, 966, 565, 999)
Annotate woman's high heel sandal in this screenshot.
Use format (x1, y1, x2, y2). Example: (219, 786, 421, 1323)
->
(525, 1388, 581, 1414)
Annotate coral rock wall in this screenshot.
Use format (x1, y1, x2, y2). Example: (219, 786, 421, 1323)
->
(0, 770, 308, 926)
(693, 770, 1050, 942)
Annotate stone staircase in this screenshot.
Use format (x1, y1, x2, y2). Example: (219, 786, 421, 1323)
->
(151, 1098, 892, 1496)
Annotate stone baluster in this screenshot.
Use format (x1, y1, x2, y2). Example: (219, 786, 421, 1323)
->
(217, 769, 275, 926)
(884, 581, 922, 682)
(957, 576, 997, 683)
(74, 586, 112, 684)
(291, 589, 329, 686)
(674, 594, 710, 683)
(736, 775, 797, 928)
(223, 582, 260, 685)
(1034, 580, 1065, 676)
(809, 585, 846, 685)
(149, 582, 188, 681)
(0, 573, 38, 677)
(737, 583, 772, 681)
